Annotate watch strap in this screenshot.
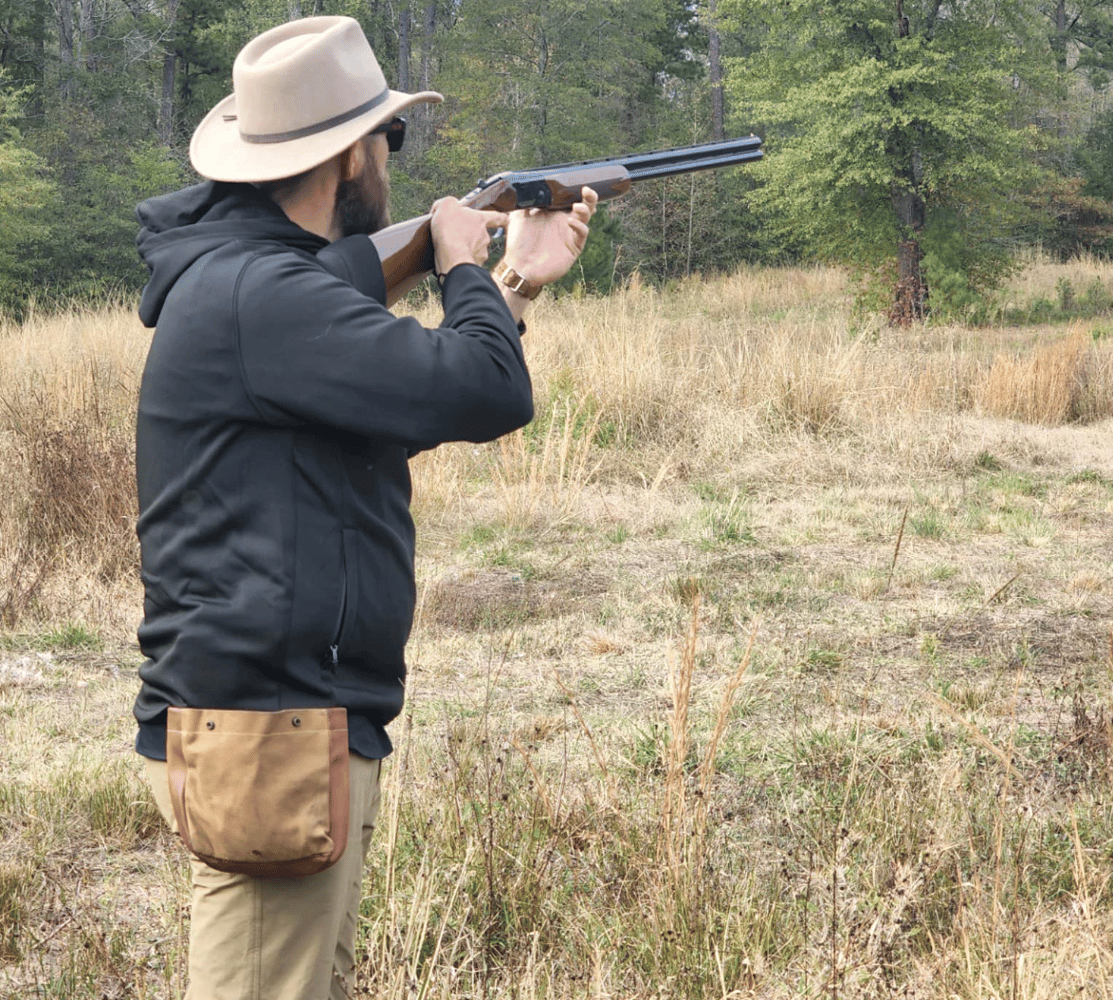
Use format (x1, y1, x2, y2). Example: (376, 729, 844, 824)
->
(492, 260, 543, 300)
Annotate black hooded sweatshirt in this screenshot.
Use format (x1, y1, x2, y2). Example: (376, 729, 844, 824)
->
(132, 181, 533, 761)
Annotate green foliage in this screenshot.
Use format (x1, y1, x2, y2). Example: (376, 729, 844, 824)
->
(1044, 0, 1113, 91)
(18, 125, 187, 314)
(1017, 173, 1113, 259)
(920, 207, 1017, 319)
(0, 622, 103, 651)
(1, 0, 1113, 313)
(1074, 108, 1113, 254)
(423, 0, 757, 285)
(0, 78, 53, 312)
(0, 861, 29, 959)
(448, 0, 677, 163)
(1079, 107, 1113, 201)
(168, 0, 239, 135)
(910, 508, 947, 540)
(0, 141, 51, 306)
(699, 492, 756, 549)
(723, 0, 1048, 309)
(42, 623, 103, 651)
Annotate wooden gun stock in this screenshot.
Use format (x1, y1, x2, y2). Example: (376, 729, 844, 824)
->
(369, 135, 762, 306)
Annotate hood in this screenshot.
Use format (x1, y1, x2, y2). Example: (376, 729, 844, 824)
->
(135, 181, 329, 328)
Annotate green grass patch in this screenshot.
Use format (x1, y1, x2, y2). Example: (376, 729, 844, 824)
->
(0, 861, 32, 960)
(0, 622, 103, 652)
(910, 509, 948, 539)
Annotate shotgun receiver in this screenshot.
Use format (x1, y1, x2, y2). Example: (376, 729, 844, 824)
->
(369, 135, 763, 306)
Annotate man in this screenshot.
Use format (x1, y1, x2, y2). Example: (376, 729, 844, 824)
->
(132, 15, 595, 1000)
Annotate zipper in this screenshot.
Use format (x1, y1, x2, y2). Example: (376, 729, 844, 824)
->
(327, 585, 347, 673)
(327, 536, 349, 673)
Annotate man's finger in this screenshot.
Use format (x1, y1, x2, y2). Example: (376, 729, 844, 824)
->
(484, 212, 510, 230)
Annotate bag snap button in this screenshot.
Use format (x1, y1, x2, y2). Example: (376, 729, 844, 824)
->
(292, 716, 301, 727)
(206, 720, 215, 730)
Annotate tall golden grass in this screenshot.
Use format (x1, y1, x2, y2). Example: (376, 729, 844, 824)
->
(0, 304, 145, 630)
(408, 268, 1113, 541)
(5, 268, 1113, 632)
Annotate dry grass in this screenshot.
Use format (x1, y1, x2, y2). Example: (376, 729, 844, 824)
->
(0, 303, 145, 635)
(5, 263, 1113, 998)
(978, 328, 1113, 424)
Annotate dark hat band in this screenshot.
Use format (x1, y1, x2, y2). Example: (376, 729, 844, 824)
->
(236, 87, 390, 144)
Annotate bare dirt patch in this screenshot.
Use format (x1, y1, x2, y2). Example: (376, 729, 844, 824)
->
(422, 566, 610, 631)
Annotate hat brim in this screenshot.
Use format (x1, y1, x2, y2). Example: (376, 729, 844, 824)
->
(190, 89, 444, 183)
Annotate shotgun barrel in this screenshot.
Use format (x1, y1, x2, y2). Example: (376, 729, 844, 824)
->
(490, 135, 764, 189)
(370, 135, 763, 305)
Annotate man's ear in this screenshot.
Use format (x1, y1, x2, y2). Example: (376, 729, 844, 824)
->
(339, 139, 366, 182)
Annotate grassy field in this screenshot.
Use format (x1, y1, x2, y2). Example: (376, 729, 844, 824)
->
(3, 260, 1113, 998)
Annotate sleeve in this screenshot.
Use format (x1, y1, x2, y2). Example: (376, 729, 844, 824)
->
(234, 251, 533, 450)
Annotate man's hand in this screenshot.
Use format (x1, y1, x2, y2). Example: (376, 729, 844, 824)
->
(503, 186, 598, 289)
(429, 197, 509, 278)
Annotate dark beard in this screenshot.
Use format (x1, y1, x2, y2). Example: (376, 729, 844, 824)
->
(334, 155, 391, 237)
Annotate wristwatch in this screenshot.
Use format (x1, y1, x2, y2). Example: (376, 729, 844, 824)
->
(492, 260, 543, 300)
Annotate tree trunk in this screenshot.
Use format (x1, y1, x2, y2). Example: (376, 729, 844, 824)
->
(158, 0, 181, 147)
(889, 1, 926, 325)
(411, 0, 435, 155)
(160, 51, 176, 146)
(1054, 0, 1068, 74)
(26, 0, 48, 118)
(393, 1, 412, 164)
(58, 0, 75, 98)
(891, 183, 927, 325)
(397, 2, 411, 93)
(708, 0, 724, 141)
(420, 0, 434, 91)
(365, 0, 388, 64)
(80, 0, 95, 70)
(1055, 0, 1069, 146)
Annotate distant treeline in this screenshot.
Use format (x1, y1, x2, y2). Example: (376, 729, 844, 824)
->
(4, 0, 1113, 317)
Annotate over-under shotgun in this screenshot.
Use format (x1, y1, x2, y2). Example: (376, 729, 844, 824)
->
(369, 135, 763, 305)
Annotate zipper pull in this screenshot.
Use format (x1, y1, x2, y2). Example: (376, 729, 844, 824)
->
(329, 644, 339, 668)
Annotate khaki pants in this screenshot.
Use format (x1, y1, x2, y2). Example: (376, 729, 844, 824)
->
(145, 753, 382, 1000)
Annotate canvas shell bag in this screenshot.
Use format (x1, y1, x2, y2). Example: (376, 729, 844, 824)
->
(166, 707, 349, 877)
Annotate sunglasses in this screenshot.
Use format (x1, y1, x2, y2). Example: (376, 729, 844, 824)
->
(370, 116, 406, 153)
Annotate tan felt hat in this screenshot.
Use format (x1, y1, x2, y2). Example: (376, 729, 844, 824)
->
(190, 16, 443, 183)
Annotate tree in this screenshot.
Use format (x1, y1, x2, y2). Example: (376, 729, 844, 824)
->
(1045, 0, 1113, 90)
(0, 0, 50, 102)
(705, 0, 724, 140)
(22, 109, 187, 309)
(723, 0, 1049, 322)
(425, 0, 744, 284)
(439, 0, 683, 170)
(0, 77, 54, 312)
